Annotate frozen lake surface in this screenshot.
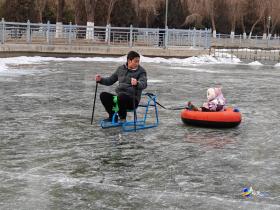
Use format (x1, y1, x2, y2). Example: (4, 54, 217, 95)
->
(0, 55, 280, 209)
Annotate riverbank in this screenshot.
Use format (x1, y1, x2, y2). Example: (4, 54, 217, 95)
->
(1, 43, 280, 63)
(0, 43, 209, 58)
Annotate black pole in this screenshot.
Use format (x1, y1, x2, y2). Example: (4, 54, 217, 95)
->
(91, 82, 98, 125)
(133, 86, 137, 132)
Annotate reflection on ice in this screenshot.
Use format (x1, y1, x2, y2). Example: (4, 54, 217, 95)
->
(148, 79, 163, 83)
(14, 93, 48, 98)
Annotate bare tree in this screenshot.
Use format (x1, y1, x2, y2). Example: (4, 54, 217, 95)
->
(35, 0, 47, 23)
(83, 0, 98, 39)
(203, 0, 218, 37)
(66, 0, 86, 25)
(0, 0, 6, 18)
(72, 0, 85, 25)
(267, 0, 280, 38)
(143, 0, 163, 27)
(103, 0, 118, 25)
(85, 0, 98, 22)
(2, 0, 39, 22)
(132, 0, 163, 27)
(227, 0, 248, 38)
(237, 0, 249, 38)
(181, 0, 205, 28)
(182, 0, 252, 38)
(55, 0, 65, 38)
(132, 0, 140, 26)
(56, 0, 65, 22)
(247, 0, 267, 38)
(0, 0, 6, 6)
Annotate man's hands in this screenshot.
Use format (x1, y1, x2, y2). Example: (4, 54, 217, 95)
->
(131, 78, 138, 86)
(96, 75, 137, 86)
(95, 74, 101, 82)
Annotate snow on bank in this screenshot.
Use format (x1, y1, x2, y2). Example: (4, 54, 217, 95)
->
(248, 61, 263, 66)
(0, 53, 241, 74)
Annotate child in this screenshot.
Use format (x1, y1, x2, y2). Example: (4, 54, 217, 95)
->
(187, 87, 226, 112)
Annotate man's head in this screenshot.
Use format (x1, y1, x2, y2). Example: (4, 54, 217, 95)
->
(127, 51, 140, 70)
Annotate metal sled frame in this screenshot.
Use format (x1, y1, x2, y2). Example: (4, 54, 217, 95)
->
(100, 93, 159, 132)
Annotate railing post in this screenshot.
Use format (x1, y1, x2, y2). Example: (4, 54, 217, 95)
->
(204, 28, 208, 49)
(86, 22, 94, 40)
(68, 22, 72, 45)
(107, 24, 111, 46)
(47, 20, 50, 45)
(27, 20, 31, 44)
(75, 24, 78, 40)
(164, 26, 168, 48)
(208, 29, 211, 48)
(157, 28, 160, 46)
(199, 29, 202, 47)
(1, 18, 5, 44)
(192, 27, 196, 47)
(105, 24, 111, 45)
(129, 24, 133, 47)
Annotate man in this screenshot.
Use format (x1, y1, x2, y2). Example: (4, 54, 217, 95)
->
(95, 51, 147, 122)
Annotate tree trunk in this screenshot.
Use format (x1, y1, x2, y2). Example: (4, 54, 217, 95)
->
(106, 0, 117, 25)
(262, 18, 267, 39)
(55, 0, 65, 38)
(85, 0, 97, 22)
(248, 16, 262, 39)
(241, 16, 246, 39)
(210, 11, 216, 38)
(230, 16, 236, 39)
(145, 12, 149, 27)
(269, 21, 278, 38)
(56, 0, 65, 22)
(74, 0, 85, 25)
(35, 0, 47, 23)
(134, 0, 140, 26)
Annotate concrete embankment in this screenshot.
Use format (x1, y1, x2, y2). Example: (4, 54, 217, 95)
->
(0, 43, 209, 58)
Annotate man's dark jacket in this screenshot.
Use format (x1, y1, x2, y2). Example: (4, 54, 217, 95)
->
(100, 64, 147, 102)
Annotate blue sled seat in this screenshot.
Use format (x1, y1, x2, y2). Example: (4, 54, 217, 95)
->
(100, 93, 159, 132)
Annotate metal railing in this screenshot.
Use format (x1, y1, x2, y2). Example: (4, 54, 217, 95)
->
(211, 33, 280, 62)
(212, 33, 280, 49)
(0, 19, 212, 49)
(211, 47, 280, 63)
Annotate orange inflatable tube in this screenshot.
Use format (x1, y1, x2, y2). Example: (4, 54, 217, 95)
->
(181, 107, 241, 128)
